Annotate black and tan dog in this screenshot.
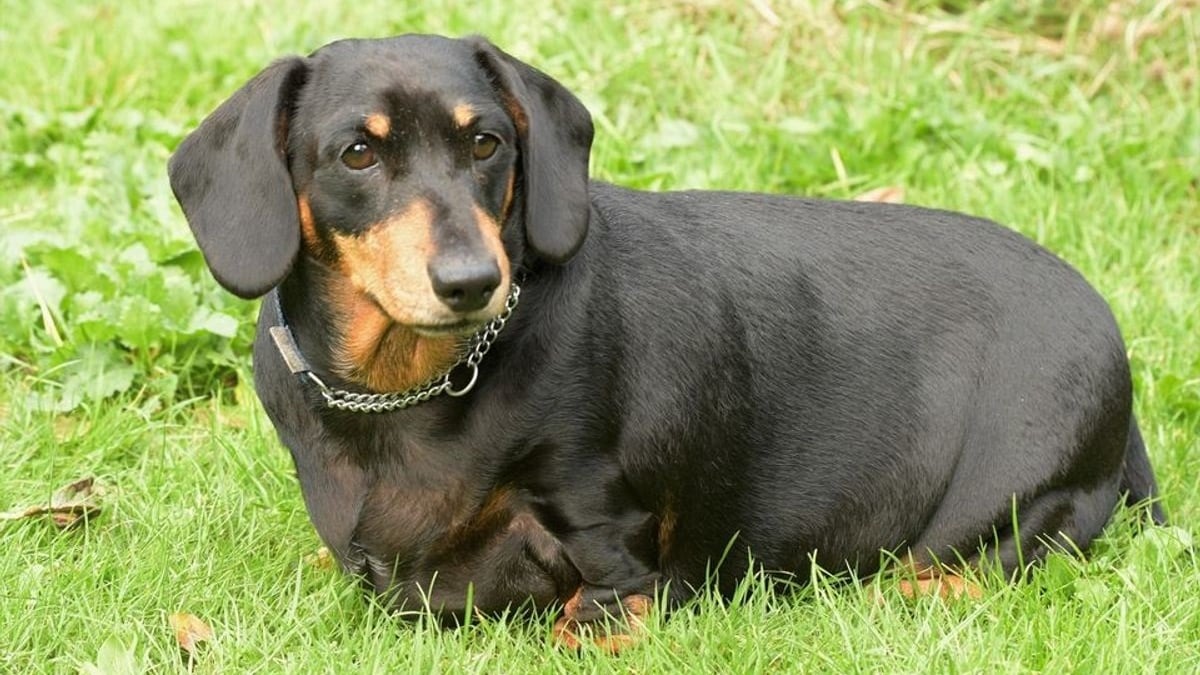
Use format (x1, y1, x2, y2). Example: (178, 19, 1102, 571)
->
(169, 34, 1165, 645)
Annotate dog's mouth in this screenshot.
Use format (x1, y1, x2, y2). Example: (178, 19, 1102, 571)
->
(410, 318, 487, 338)
(361, 291, 495, 339)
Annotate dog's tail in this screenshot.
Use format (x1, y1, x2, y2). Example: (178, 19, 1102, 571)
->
(1120, 415, 1167, 525)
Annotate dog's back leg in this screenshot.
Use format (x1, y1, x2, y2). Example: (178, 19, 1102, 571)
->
(903, 479, 1119, 589)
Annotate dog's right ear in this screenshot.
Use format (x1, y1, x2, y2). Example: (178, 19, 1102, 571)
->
(168, 57, 308, 299)
(470, 39, 593, 265)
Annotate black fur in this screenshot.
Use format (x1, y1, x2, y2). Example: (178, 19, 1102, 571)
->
(169, 35, 1165, 626)
(169, 57, 308, 298)
(472, 38, 592, 264)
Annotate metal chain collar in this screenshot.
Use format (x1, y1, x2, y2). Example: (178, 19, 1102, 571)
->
(279, 283, 521, 414)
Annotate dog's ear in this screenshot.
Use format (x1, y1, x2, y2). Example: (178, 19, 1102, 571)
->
(168, 57, 309, 298)
(472, 39, 593, 264)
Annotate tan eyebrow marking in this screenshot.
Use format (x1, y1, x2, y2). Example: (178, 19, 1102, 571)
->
(364, 113, 390, 138)
(452, 103, 477, 128)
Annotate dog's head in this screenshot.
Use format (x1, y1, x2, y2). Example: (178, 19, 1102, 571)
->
(168, 35, 593, 335)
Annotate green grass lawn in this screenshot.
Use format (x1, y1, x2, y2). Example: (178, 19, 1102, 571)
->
(2, 0, 1198, 672)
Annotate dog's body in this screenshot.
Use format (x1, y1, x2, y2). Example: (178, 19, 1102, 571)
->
(170, 35, 1163, 633)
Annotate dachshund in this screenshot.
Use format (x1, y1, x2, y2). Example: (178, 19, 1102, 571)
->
(168, 34, 1165, 647)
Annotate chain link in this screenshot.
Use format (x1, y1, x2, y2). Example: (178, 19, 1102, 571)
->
(309, 283, 521, 413)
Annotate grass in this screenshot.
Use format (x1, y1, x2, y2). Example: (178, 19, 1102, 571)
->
(2, 0, 1198, 672)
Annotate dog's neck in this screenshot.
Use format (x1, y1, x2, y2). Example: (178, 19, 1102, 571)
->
(277, 256, 461, 394)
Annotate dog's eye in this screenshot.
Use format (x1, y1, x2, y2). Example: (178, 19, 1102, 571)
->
(472, 133, 500, 161)
(341, 142, 377, 170)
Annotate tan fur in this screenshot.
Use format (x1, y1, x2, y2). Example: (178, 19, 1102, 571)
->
(329, 199, 458, 391)
(502, 170, 516, 223)
(332, 199, 438, 325)
(325, 199, 512, 392)
(357, 480, 467, 552)
(498, 90, 529, 135)
(364, 113, 390, 138)
(451, 103, 477, 128)
(297, 193, 323, 257)
(872, 553, 984, 602)
(472, 204, 512, 293)
(436, 486, 515, 554)
(896, 574, 983, 601)
(335, 290, 459, 393)
(552, 591, 652, 653)
(656, 504, 677, 565)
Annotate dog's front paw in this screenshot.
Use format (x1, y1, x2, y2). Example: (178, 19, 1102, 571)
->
(552, 588, 652, 653)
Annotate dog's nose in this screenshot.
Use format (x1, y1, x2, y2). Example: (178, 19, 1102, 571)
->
(430, 262, 501, 313)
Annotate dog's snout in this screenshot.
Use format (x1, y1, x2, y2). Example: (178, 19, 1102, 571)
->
(430, 261, 501, 312)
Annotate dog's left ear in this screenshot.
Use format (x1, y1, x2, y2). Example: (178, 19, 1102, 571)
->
(471, 38, 593, 264)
